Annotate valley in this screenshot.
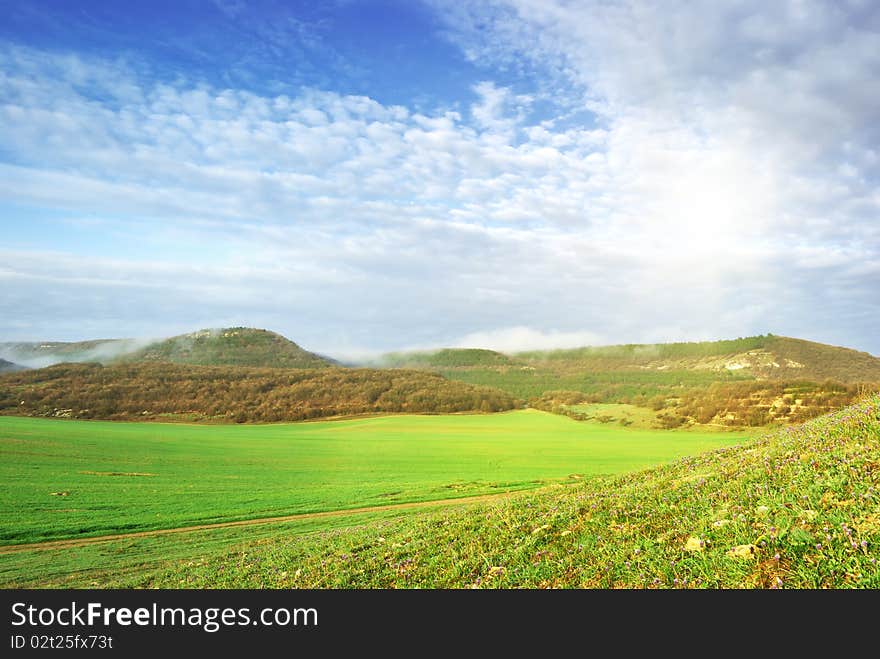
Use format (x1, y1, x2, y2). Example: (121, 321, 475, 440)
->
(1, 327, 878, 588)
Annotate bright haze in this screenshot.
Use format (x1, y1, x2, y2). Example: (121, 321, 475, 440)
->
(1, 1, 878, 358)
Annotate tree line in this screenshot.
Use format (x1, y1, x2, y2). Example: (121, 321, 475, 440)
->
(0, 362, 518, 423)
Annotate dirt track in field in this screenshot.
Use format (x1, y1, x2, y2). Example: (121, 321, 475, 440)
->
(0, 492, 513, 554)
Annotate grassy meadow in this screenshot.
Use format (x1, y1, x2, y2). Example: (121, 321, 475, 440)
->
(3, 396, 876, 588)
(0, 411, 747, 548)
(139, 394, 880, 589)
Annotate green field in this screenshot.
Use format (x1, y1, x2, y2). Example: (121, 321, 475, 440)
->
(0, 411, 747, 547)
(132, 396, 880, 589)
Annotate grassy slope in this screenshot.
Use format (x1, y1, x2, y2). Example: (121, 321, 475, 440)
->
(136, 394, 879, 589)
(0, 412, 745, 546)
(119, 327, 333, 368)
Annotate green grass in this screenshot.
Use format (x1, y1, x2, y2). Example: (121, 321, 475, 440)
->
(137, 394, 880, 589)
(0, 412, 746, 547)
(3, 398, 877, 589)
(0, 507, 434, 588)
(566, 403, 663, 430)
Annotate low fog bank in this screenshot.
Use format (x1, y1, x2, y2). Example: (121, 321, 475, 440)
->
(0, 337, 156, 369)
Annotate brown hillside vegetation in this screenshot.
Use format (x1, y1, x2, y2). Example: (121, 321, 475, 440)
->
(0, 363, 518, 423)
(757, 335, 880, 381)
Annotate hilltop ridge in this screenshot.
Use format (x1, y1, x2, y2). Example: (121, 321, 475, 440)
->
(513, 334, 880, 382)
(377, 348, 517, 369)
(117, 327, 334, 369)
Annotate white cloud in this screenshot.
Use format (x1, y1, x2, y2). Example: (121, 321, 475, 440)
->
(1, 0, 879, 356)
(452, 327, 606, 353)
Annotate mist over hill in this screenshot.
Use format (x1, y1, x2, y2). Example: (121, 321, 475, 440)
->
(0, 339, 145, 369)
(0, 358, 26, 374)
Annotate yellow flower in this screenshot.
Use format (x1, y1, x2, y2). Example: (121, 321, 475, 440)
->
(727, 544, 758, 559)
(684, 537, 704, 552)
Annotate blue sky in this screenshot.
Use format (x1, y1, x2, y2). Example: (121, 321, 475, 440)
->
(1, 0, 878, 358)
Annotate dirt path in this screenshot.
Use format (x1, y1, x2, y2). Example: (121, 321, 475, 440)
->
(0, 492, 514, 555)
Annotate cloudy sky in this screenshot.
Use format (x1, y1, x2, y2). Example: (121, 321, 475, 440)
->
(1, 0, 878, 358)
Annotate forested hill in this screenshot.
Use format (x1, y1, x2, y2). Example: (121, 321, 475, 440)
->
(378, 348, 517, 368)
(514, 334, 880, 382)
(373, 335, 880, 428)
(116, 328, 334, 369)
(0, 362, 518, 423)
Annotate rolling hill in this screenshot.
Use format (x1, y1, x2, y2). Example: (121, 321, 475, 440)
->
(0, 328, 334, 370)
(117, 327, 334, 368)
(3, 329, 877, 428)
(376, 334, 880, 428)
(515, 334, 880, 382)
